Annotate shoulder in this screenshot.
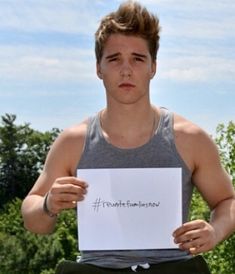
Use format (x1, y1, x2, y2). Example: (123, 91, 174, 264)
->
(59, 118, 89, 143)
(172, 112, 219, 171)
(173, 112, 205, 137)
(173, 112, 213, 145)
(44, 118, 90, 176)
(51, 118, 89, 151)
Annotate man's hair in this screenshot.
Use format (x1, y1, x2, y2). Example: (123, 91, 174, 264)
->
(95, 1, 161, 63)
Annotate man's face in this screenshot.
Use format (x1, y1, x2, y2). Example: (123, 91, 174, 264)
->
(96, 34, 156, 106)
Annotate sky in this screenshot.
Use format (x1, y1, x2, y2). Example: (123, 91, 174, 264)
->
(0, 0, 234, 136)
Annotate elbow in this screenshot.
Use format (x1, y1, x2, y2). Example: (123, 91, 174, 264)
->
(210, 195, 235, 211)
(21, 199, 56, 235)
(22, 217, 56, 235)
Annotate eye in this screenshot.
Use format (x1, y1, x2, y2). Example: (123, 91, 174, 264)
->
(134, 57, 144, 62)
(108, 57, 119, 62)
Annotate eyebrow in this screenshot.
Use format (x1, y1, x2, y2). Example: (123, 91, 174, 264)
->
(105, 52, 147, 60)
(105, 53, 120, 60)
(132, 52, 147, 59)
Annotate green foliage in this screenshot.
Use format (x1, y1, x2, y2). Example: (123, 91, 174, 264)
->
(40, 270, 55, 274)
(0, 198, 78, 274)
(215, 121, 235, 182)
(0, 114, 60, 208)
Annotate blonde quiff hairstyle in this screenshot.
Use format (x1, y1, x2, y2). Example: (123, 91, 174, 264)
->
(95, 1, 161, 63)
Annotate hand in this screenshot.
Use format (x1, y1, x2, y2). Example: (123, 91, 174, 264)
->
(46, 177, 88, 215)
(173, 220, 218, 255)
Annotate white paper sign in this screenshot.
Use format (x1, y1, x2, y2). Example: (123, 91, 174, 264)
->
(77, 168, 182, 250)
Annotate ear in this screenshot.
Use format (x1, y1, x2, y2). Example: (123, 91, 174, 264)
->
(96, 62, 103, 79)
(150, 61, 157, 79)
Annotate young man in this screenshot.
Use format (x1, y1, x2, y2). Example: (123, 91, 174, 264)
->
(21, 1, 235, 273)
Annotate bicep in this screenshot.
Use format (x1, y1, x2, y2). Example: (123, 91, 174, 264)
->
(28, 136, 71, 196)
(28, 126, 85, 196)
(192, 133, 234, 210)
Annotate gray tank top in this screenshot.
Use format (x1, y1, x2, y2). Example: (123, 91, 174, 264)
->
(77, 108, 193, 268)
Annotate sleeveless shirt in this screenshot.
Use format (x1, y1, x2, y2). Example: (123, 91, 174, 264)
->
(77, 108, 193, 268)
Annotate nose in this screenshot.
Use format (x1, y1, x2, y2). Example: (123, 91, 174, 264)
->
(120, 60, 132, 78)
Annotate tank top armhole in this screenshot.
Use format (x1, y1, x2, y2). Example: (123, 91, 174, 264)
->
(77, 116, 94, 169)
(168, 111, 192, 176)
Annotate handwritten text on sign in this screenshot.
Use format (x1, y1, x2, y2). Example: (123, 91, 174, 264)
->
(92, 197, 161, 212)
(77, 168, 182, 250)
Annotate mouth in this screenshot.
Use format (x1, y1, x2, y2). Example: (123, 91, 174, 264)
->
(118, 83, 136, 88)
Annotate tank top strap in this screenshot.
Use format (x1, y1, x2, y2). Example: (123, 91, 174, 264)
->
(156, 107, 174, 142)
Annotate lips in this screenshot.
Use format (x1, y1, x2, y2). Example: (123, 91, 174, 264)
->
(119, 83, 136, 88)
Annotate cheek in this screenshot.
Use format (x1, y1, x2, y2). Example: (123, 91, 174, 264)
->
(102, 75, 116, 90)
(140, 70, 153, 82)
(102, 68, 118, 81)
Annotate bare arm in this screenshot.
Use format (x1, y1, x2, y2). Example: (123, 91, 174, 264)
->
(21, 122, 88, 234)
(173, 125, 235, 254)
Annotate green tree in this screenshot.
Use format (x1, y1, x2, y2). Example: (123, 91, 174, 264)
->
(215, 121, 235, 182)
(0, 199, 78, 274)
(0, 114, 59, 207)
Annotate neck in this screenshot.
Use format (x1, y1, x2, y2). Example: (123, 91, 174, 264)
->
(100, 104, 160, 148)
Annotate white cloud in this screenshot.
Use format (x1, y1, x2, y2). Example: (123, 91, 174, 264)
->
(0, 0, 234, 41)
(0, 45, 96, 85)
(141, 0, 235, 41)
(145, 0, 235, 12)
(0, 0, 100, 34)
(158, 55, 235, 83)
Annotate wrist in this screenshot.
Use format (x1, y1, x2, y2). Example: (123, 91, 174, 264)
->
(43, 192, 58, 218)
(210, 221, 224, 246)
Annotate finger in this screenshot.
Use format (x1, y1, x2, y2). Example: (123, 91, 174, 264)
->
(178, 237, 202, 251)
(51, 183, 88, 196)
(189, 247, 200, 255)
(49, 193, 86, 213)
(55, 177, 88, 188)
(52, 200, 78, 212)
(50, 188, 87, 207)
(47, 187, 86, 213)
(173, 220, 204, 237)
(55, 192, 86, 203)
(59, 200, 83, 209)
(174, 229, 201, 244)
(189, 243, 207, 255)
